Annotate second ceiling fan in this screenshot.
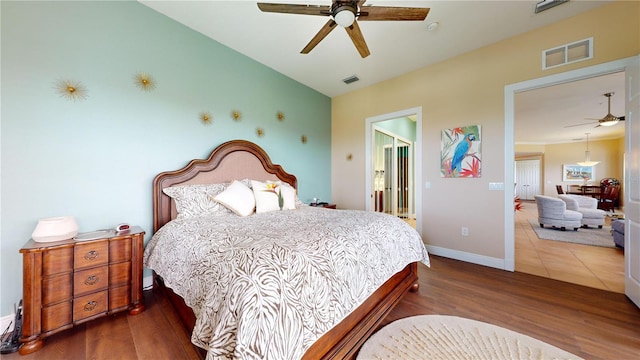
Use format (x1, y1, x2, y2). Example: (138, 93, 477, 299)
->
(257, 1, 430, 58)
(565, 92, 626, 128)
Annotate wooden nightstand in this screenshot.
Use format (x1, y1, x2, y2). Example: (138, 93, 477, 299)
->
(18, 227, 145, 354)
(310, 203, 336, 209)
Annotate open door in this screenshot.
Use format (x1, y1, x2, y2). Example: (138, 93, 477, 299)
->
(624, 55, 640, 308)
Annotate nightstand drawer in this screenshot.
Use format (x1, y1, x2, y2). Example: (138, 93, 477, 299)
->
(109, 261, 131, 286)
(110, 238, 131, 262)
(109, 285, 131, 312)
(42, 273, 72, 305)
(74, 241, 109, 269)
(42, 301, 72, 333)
(74, 266, 108, 296)
(73, 291, 107, 322)
(43, 247, 73, 276)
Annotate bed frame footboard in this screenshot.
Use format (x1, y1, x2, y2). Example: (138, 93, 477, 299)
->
(155, 262, 418, 360)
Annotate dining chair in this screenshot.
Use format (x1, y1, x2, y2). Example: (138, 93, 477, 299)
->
(555, 185, 564, 195)
(598, 184, 620, 212)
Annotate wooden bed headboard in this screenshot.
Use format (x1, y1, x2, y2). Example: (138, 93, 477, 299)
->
(152, 140, 297, 232)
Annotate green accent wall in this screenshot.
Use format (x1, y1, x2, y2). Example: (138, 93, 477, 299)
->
(0, 1, 331, 315)
(376, 117, 416, 142)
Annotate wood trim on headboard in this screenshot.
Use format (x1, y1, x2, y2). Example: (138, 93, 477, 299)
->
(152, 140, 297, 233)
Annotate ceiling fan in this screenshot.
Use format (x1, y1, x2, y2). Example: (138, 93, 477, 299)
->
(565, 92, 626, 128)
(257, 1, 430, 58)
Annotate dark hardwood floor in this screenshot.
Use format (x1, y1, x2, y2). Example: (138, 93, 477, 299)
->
(3, 255, 639, 359)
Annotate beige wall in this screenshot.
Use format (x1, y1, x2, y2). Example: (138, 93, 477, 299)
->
(331, 1, 639, 260)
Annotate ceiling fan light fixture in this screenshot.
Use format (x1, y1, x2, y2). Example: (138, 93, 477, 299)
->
(334, 8, 355, 27)
(599, 119, 619, 127)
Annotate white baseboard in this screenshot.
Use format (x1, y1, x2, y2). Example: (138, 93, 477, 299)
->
(143, 275, 153, 290)
(426, 244, 509, 271)
(0, 313, 15, 333)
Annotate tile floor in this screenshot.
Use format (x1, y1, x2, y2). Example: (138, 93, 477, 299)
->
(515, 200, 625, 293)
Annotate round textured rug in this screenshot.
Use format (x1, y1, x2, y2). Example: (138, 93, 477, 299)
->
(357, 315, 583, 360)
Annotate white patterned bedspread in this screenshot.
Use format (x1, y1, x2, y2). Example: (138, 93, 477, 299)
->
(143, 206, 429, 360)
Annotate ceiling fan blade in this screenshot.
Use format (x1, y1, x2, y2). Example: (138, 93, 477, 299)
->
(301, 19, 338, 54)
(345, 20, 370, 58)
(358, 6, 429, 21)
(257, 3, 330, 16)
(564, 121, 597, 128)
(619, 116, 625, 121)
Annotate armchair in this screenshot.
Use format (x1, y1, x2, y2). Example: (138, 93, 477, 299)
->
(534, 195, 582, 231)
(558, 194, 606, 228)
(611, 219, 625, 248)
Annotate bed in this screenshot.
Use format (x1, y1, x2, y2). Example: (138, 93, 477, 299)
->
(144, 139, 429, 359)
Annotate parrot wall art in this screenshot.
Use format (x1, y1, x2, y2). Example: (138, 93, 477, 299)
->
(441, 125, 481, 178)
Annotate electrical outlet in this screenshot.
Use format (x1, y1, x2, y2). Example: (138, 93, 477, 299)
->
(461, 227, 469, 236)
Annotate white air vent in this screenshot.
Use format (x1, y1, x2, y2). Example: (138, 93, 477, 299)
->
(542, 37, 593, 70)
(342, 75, 359, 84)
(534, 0, 569, 14)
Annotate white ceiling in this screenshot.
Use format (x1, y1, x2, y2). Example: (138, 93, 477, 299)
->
(515, 71, 625, 145)
(139, 0, 625, 144)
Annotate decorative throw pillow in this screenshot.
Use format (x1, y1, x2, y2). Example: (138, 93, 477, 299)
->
(251, 180, 296, 213)
(213, 180, 255, 216)
(163, 183, 232, 219)
(280, 182, 297, 210)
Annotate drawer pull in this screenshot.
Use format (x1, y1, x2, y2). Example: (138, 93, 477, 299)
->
(84, 275, 99, 286)
(84, 301, 98, 312)
(84, 250, 99, 261)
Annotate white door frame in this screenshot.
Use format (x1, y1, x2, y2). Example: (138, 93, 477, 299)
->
(365, 107, 422, 234)
(504, 57, 636, 272)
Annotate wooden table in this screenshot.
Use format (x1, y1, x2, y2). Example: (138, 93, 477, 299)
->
(567, 185, 602, 199)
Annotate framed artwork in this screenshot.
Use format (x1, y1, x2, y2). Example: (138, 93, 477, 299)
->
(441, 125, 482, 178)
(563, 164, 596, 181)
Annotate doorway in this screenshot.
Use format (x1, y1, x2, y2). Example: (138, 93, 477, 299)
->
(365, 107, 423, 233)
(505, 58, 634, 291)
(373, 126, 413, 218)
(513, 74, 625, 291)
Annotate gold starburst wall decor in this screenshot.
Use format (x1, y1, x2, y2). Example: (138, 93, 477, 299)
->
(277, 111, 285, 121)
(256, 128, 265, 137)
(301, 135, 307, 144)
(346, 153, 353, 161)
(200, 112, 212, 125)
(55, 80, 88, 101)
(232, 110, 241, 121)
(134, 72, 156, 91)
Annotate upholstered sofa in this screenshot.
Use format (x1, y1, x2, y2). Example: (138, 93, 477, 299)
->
(534, 195, 582, 231)
(612, 219, 625, 248)
(558, 194, 606, 229)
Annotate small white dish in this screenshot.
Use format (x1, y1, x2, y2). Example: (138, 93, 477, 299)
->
(74, 229, 114, 241)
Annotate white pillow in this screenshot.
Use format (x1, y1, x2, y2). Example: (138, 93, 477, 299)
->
(251, 180, 296, 213)
(213, 180, 256, 216)
(280, 182, 297, 210)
